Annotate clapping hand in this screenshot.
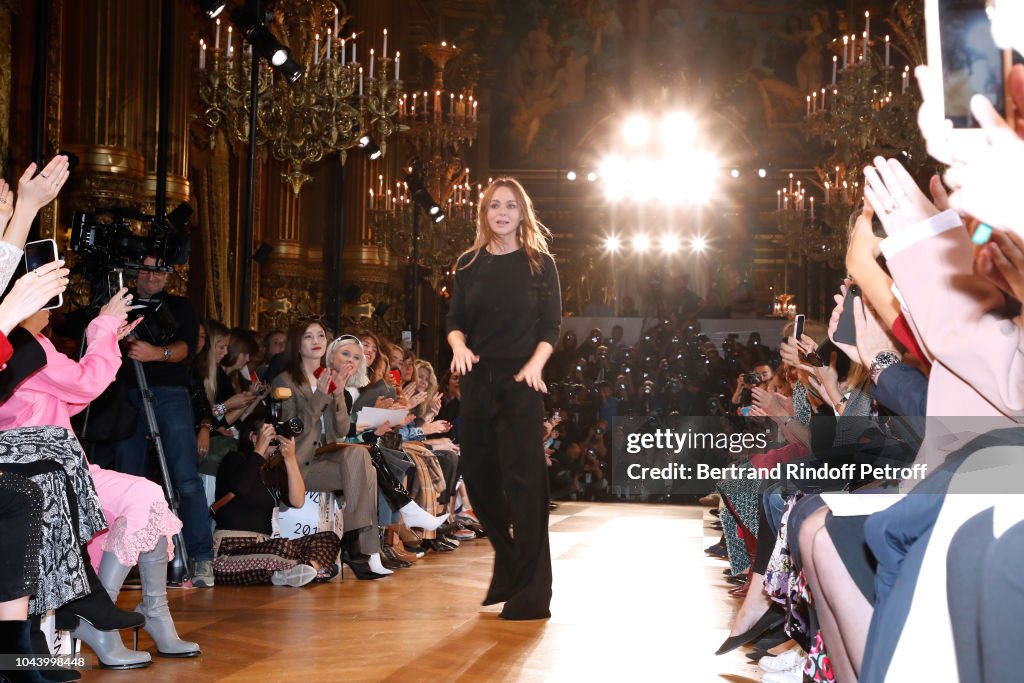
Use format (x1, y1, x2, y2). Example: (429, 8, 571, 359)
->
(17, 156, 71, 213)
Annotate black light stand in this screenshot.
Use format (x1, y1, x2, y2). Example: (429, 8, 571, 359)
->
(238, 0, 260, 331)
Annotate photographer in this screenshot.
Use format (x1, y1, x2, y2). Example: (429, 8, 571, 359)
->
(730, 361, 774, 416)
(211, 415, 341, 587)
(110, 254, 215, 587)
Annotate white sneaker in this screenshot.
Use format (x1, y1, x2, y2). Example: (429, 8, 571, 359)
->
(759, 649, 805, 674)
(760, 664, 804, 683)
(192, 559, 215, 588)
(271, 564, 317, 587)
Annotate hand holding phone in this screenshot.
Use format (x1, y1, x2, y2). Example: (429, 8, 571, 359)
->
(833, 284, 861, 346)
(23, 239, 63, 310)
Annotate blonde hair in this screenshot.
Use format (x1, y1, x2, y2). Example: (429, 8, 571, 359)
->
(326, 336, 370, 389)
(459, 177, 552, 274)
(409, 359, 438, 419)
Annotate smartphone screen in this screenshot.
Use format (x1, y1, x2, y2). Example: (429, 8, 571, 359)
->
(793, 314, 806, 342)
(23, 239, 62, 310)
(938, 0, 1004, 127)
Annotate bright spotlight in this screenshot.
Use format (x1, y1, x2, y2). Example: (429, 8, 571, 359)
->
(633, 234, 651, 252)
(587, 172, 598, 182)
(566, 170, 577, 181)
(730, 168, 740, 178)
(691, 236, 708, 253)
(660, 233, 681, 253)
(623, 115, 652, 146)
(660, 112, 696, 149)
(600, 155, 628, 201)
(604, 235, 621, 252)
(758, 168, 767, 178)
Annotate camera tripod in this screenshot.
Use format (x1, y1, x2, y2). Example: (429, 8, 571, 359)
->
(130, 357, 192, 584)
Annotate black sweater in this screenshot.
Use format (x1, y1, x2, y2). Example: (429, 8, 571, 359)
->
(446, 248, 561, 359)
(214, 449, 286, 535)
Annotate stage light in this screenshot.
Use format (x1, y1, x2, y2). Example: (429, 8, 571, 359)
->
(660, 233, 681, 253)
(428, 205, 441, 216)
(432, 211, 446, 224)
(623, 115, 651, 146)
(730, 168, 740, 178)
(587, 172, 598, 182)
(633, 234, 651, 252)
(195, 0, 226, 18)
(758, 168, 767, 178)
(566, 170, 577, 181)
(231, 6, 305, 82)
(660, 112, 696, 149)
(600, 155, 628, 201)
(691, 236, 708, 253)
(358, 135, 383, 160)
(604, 235, 621, 252)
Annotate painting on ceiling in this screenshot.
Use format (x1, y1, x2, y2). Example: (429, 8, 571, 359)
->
(490, 0, 836, 169)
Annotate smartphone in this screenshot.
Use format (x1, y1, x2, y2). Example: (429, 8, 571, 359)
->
(107, 270, 125, 300)
(926, 0, 1008, 131)
(793, 314, 805, 342)
(834, 285, 861, 346)
(23, 239, 62, 310)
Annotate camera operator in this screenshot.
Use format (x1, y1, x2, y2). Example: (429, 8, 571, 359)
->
(110, 255, 215, 587)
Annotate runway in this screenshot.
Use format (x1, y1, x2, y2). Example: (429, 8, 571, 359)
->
(83, 502, 761, 682)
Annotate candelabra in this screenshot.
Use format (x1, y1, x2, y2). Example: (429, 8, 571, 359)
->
(192, 1, 404, 195)
(399, 41, 480, 205)
(773, 1, 927, 269)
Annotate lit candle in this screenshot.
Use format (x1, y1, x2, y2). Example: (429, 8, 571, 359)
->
(359, 66, 363, 96)
(885, 35, 890, 66)
(215, 18, 220, 50)
(326, 29, 332, 61)
(199, 40, 206, 70)
(832, 55, 837, 85)
(806, 95, 810, 116)
(351, 33, 357, 63)
(412, 92, 417, 115)
(812, 91, 817, 112)
(314, 34, 320, 65)
(835, 165, 840, 187)
(334, 7, 339, 37)
(227, 26, 233, 58)
(472, 100, 478, 120)
(383, 28, 388, 60)
(821, 88, 826, 110)
(450, 92, 454, 114)
(369, 189, 374, 209)
(842, 35, 848, 68)
(369, 49, 374, 78)
(843, 181, 849, 203)
(862, 31, 868, 62)
(789, 173, 794, 194)
(865, 11, 870, 41)
(824, 182, 830, 204)
(777, 190, 781, 211)
(341, 39, 346, 66)
(395, 50, 400, 80)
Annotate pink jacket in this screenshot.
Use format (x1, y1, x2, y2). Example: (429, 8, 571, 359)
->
(0, 315, 122, 431)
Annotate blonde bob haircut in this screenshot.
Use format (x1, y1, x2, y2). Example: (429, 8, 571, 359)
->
(459, 177, 553, 275)
(326, 335, 370, 389)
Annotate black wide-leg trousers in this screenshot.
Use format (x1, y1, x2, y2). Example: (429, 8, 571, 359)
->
(459, 358, 552, 616)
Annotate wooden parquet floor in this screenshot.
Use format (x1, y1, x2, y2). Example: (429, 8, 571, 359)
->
(82, 502, 762, 682)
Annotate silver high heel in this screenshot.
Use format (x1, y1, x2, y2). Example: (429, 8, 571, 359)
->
(134, 537, 201, 657)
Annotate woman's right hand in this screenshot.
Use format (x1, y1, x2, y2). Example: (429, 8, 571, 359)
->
(0, 260, 69, 332)
(99, 287, 133, 323)
(450, 343, 479, 376)
(254, 423, 276, 457)
(423, 420, 451, 435)
(277, 436, 297, 462)
(224, 392, 256, 411)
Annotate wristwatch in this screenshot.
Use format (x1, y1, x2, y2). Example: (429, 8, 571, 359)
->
(162, 346, 172, 361)
(870, 351, 901, 384)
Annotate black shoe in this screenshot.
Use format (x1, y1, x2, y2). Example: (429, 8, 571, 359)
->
(0, 619, 79, 682)
(340, 551, 388, 580)
(379, 544, 410, 569)
(55, 589, 144, 632)
(746, 650, 768, 662)
(714, 608, 785, 656)
(710, 522, 723, 530)
(752, 624, 790, 651)
(704, 542, 727, 559)
(725, 574, 747, 586)
(423, 538, 455, 552)
(499, 598, 551, 621)
(710, 508, 720, 517)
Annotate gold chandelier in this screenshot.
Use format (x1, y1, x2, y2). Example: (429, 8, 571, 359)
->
(192, 1, 403, 195)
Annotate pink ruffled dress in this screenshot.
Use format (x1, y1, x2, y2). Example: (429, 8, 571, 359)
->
(0, 315, 181, 569)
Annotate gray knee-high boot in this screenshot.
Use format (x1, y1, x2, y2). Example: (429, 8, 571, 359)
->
(73, 552, 152, 669)
(135, 537, 200, 657)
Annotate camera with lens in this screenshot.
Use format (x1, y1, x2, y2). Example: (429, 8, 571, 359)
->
(265, 387, 304, 442)
(743, 372, 762, 386)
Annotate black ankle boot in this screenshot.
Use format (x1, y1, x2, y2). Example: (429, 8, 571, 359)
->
(368, 445, 415, 511)
(55, 551, 144, 632)
(0, 619, 72, 682)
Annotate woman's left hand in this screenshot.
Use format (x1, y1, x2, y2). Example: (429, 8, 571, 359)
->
(514, 359, 548, 393)
(99, 287, 132, 323)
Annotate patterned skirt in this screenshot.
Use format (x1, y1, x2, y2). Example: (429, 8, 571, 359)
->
(0, 471, 45, 603)
(716, 474, 760, 576)
(0, 426, 107, 614)
(213, 529, 342, 585)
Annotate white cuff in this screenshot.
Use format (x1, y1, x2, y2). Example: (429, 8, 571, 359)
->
(879, 210, 963, 259)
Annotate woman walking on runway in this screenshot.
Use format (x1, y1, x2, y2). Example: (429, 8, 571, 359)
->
(446, 177, 562, 620)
